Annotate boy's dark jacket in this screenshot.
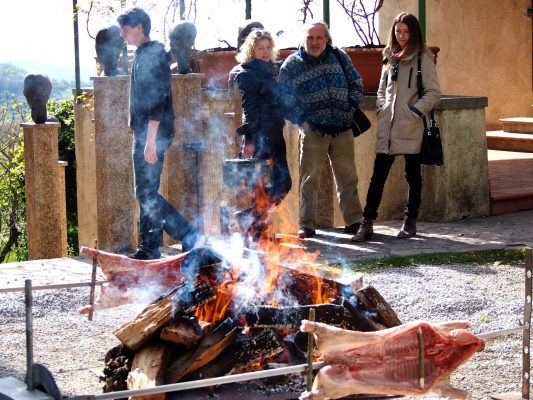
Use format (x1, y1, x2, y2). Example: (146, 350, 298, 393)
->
(129, 40, 175, 140)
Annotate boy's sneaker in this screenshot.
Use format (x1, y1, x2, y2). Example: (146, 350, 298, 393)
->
(128, 247, 161, 260)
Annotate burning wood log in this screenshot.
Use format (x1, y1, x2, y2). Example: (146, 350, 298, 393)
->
(355, 284, 402, 328)
(160, 320, 210, 346)
(114, 290, 175, 351)
(164, 317, 239, 383)
(241, 304, 345, 329)
(127, 341, 171, 400)
(115, 280, 216, 351)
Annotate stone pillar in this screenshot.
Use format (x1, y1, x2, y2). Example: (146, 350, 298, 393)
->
(22, 122, 67, 259)
(159, 74, 204, 243)
(92, 76, 135, 253)
(73, 88, 98, 248)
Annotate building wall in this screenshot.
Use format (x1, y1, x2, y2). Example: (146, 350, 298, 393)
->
(380, 0, 533, 127)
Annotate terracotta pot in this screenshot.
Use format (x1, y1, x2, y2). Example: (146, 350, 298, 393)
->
(343, 47, 385, 94)
(344, 46, 440, 94)
(195, 49, 238, 89)
(194, 46, 439, 92)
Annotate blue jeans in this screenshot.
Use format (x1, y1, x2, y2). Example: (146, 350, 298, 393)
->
(132, 137, 199, 252)
(363, 153, 422, 220)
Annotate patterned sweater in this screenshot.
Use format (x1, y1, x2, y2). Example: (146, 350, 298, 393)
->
(279, 44, 364, 136)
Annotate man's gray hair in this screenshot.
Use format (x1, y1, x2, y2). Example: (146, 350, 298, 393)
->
(302, 21, 333, 45)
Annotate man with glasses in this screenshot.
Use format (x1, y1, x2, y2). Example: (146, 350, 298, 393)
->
(279, 21, 364, 239)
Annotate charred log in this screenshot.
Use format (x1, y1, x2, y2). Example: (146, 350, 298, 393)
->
(242, 304, 345, 330)
(355, 284, 402, 328)
(164, 317, 239, 383)
(336, 296, 385, 332)
(171, 279, 215, 320)
(100, 345, 134, 394)
(186, 328, 284, 381)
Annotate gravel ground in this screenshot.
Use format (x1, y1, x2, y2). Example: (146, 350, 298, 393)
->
(0, 260, 525, 399)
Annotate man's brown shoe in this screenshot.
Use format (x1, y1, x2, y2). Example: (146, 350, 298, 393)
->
(397, 217, 417, 238)
(344, 222, 361, 234)
(350, 219, 373, 242)
(298, 227, 316, 239)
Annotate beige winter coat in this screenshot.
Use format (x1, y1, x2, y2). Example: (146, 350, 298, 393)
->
(375, 48, 441, 155)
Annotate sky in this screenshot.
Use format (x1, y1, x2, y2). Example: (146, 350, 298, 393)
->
(0, 0, 377, 83)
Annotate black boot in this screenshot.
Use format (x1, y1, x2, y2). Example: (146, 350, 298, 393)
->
(397, 216, 417, 238)
(350, 219, 373, 242)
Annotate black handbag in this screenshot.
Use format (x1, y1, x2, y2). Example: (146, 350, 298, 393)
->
(420, 110, 443, 166)
(416, 55, 443, 166)
(332, 48, 371, 137)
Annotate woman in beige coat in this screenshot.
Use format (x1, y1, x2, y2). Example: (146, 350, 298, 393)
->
(352, 12, 441, 242)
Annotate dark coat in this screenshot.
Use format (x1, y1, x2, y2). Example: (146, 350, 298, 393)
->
(234, 59, 285, 158)
(129, 41, 175, 141)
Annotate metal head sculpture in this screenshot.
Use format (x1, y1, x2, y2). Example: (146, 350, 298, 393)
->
(169, 22, 197, 74)
(95, 25, 125, 76)
(237, 20, 264, 51)
(23, 74, 52, 124)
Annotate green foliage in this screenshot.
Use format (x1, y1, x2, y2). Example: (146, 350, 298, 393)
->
(47, 98, 79, 255)
(0, 99, 28, 262)
(344, 249, 525, 273)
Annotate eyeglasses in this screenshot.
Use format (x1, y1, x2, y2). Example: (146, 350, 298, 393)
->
(391, 64, 399, 81)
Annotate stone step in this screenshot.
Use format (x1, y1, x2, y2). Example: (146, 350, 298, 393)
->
(486, 130, 533, 152)
(499, 117, 533, 134)
(489, 157, 533, 215)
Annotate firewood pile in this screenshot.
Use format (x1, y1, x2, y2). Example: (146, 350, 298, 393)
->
(95, 245, 402, 398)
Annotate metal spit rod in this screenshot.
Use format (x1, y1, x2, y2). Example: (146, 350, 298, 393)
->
(68, 322, 532, 400)
(69, 361, 326, 400)
(25, 279, 33, 391)
(0, 280, 106, 293)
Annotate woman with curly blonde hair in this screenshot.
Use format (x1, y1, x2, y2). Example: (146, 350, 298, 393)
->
(233, 29, 291, 242)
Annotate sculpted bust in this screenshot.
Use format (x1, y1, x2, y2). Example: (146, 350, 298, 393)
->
(23, 74, 52, 124)
(95, 25, 125, 76)
(169, 22, 197, 74)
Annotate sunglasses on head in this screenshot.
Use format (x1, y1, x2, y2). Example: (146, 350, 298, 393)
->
(391, 64, 399, 81)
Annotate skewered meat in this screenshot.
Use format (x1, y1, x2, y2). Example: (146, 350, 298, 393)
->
(78, 246, 225, 314)
(299, 320, 484, 400)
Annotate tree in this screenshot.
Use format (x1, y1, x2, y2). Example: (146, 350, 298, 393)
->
(0, 98, 27, 262)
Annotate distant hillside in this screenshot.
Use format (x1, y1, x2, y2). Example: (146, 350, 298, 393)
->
(6, 60, 95, 84)
(0, 62, 92, 102)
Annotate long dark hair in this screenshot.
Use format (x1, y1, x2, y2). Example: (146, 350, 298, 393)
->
(386, 12, 426, 60)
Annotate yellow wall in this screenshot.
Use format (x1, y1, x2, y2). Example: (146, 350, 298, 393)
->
(380, 0, 533, 126)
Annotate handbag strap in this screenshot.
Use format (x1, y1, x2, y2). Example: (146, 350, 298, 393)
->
(332, 48, 353, 106)
(416, 53, 432, 131)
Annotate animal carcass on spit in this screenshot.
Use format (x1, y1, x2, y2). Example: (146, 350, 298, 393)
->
(299, 320, 485, 400)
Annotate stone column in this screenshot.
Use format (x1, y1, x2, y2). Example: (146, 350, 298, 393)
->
(22, 122, 67, 259)
(92, 76, 135, 253)
(159, 74, 204, 243)
(73, 88, 97, 248)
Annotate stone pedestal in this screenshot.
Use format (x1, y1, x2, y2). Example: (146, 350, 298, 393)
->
(22, 122, 67, 259)
(73, 88, 97, 248)
(92, 76, 135, 253)
(161, 74, 204, 243)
